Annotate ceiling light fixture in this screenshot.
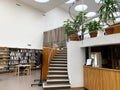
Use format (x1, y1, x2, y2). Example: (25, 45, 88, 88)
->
(86, 12, 96, 18)
(95, 0, 100, 3)
(34, 0, 50, 3)
(74, 4, 88, 12)
(95, 0, 102, 3)
(66, 0, 76, 4)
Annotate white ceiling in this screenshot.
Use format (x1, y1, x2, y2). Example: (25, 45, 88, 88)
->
(16, 0, 120, 22)
(16, 0, 101, 15)
(16, 0, 68, 13)
(61, 0, 101, 18)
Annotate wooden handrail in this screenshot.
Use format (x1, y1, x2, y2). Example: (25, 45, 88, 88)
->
(42, 47, 59, 80)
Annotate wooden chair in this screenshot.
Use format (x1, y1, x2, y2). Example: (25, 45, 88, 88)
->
(23, 65, 31, 75)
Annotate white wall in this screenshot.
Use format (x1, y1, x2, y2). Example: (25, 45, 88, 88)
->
(44, 8, 70, 31)
(67, 41, 85, 87)
(0, 0, 70, 49)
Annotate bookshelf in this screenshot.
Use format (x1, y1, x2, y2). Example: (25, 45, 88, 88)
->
(9, 48, 41, 71)
(0, 47, 9, 72)
(0, 47, 41, 72)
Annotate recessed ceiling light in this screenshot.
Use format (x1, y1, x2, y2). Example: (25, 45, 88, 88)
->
(86, 12, 96, 18)
(74, 4, 88, 12)
(65, 0, 75, 4)
(95, 0, 101, 3)
(34, 0, 49, 3)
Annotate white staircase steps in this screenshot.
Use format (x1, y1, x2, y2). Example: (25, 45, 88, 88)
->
(48, 70, 68, 75)
(43, 48, 70, 90)
(54, 56, 67, 59)
(52, 58, 67, 61)
(43, 82, 70, 89)
(50, 61, 67, 64)
(47, 75, 68, 79)
(49, 63, 67, 67)
(49, 66, 67, 70)
(47, 79, 69, 84)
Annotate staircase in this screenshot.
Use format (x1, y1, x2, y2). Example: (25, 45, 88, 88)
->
(43, 48, 71, 90)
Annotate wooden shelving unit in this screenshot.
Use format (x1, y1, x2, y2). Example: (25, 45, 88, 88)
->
(9, 48, 41, 71)
(0, 47, 9, 72)
(0, 47, 41, 73)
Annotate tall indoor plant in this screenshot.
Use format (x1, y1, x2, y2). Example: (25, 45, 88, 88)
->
(98, 0, 120, 25)
(85, 20, 102, 38)
(98, 0, 120, 34)
(64, 12, 87, 41)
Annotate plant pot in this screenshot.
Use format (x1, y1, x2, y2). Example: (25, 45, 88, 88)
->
(89, 31, 98, 38)
(105, 24, 120, 35)
(70, 34, 79, 41)
(113, 25, 120, 34)
(105, 27, 114, 35)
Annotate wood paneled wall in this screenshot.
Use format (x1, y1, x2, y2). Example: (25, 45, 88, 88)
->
(43, 27, 67, 47)
(42, 47, 59, 80)
(84, 66, 120, 90)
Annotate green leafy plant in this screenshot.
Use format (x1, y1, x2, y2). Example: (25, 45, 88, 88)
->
(85, 20, 102, 33)
(63, 12, 88, 38)
(64, 19, 77, 37)
(98, 0, 120, 26)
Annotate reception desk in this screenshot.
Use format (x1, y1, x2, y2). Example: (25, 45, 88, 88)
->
(84, 66, 120, 90)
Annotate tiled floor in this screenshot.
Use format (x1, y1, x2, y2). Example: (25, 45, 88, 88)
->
(0, 70, 42, 90)
(0, 70, 84, 90)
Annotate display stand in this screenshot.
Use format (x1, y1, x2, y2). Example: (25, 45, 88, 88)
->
(31, 51, 43, 86)
(31, 65, 42, 86)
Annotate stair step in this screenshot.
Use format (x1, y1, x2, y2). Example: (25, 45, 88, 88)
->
(50, 61, 67, 64)
(57, 51, 67, 53)
(49, 64, 67, 67)
(56, 54, 67, 56)
(56, 53, 67, 56)
(57, 54, 67, 56)
(47, 75, 68, 78)
(48, 70, 67, 74)
(54, 56, 67, 59)
(43, 83, 70, 89)
(49, 67, 67, 70)
(47, 79, 69, 83)
(53, 58, 67, 61)
(47, 79, 69, 82)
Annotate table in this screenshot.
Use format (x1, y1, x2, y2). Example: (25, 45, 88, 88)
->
(16, 64, 31, 76)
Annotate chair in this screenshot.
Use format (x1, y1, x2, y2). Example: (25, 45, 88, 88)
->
(23, 66, 31, 75)
(14, 65, 31, 76)
(14, 66, 18, 75)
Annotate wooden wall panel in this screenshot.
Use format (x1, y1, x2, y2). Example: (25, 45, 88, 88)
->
(84, 66, 120, 90)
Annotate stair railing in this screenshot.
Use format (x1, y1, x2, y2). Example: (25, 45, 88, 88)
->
(42, 40, 66, 80)
(48, 47, 55, 64)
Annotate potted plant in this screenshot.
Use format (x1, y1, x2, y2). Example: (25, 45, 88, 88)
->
(64, 19, 78, 41)
(63, 12, 87, 41)
(98, 0, 120, 34)
(85, 20, 102, 38)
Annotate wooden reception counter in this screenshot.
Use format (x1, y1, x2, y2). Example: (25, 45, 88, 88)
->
(84, 66, 120, 90)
